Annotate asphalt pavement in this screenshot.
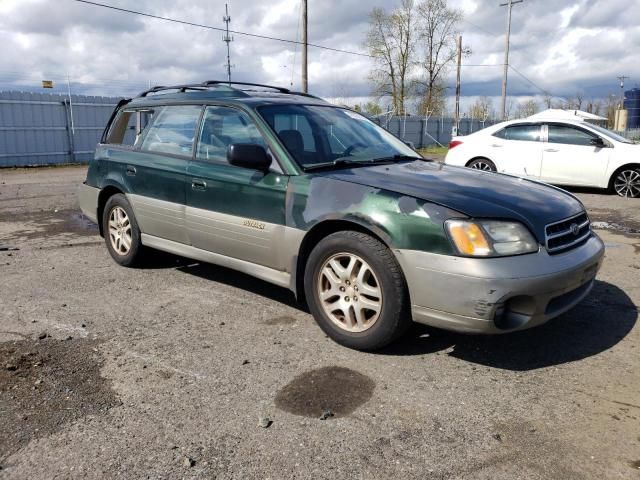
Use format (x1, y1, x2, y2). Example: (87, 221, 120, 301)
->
(0, 166, 638, 479)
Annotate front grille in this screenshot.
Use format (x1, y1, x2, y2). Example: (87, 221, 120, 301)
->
(545, 212, 591, 254)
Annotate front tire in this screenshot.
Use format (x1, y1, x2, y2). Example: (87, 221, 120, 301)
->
(467, 158, 497, 172)
(102, 193, 144, 267)
(304, 231, 410, 351)
(610, 167, 640, 198)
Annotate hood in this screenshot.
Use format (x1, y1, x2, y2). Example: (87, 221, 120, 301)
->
(319, 160, 584, 241)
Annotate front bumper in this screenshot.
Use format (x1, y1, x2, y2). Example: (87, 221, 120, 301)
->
(78, 182, 100, 225)
(394, 234, 605, 333)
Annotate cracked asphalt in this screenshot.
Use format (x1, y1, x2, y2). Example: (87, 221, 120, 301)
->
(0, 166, 639, 479)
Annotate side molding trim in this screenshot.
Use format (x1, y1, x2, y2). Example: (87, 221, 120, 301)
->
(140, 233, 292, 290)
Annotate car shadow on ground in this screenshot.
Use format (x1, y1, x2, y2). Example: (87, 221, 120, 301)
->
(381, 280, 637, 371)
(143, 250, 636, 372)
(141, 249, 302, 310)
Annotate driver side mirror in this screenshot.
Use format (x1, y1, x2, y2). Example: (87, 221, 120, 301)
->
(589, 137, 606, 148)
(227, 144, 271, 172)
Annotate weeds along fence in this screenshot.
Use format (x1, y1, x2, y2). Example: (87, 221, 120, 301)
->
(0, 91, 120, 167)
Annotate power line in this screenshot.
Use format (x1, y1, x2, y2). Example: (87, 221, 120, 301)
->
(71, 0, 375, 58)
(508, 64, 554, 98)
(460, 19, 495, 37)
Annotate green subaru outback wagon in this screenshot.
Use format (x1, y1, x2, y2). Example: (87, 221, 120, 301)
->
(79, 81, 605, 350)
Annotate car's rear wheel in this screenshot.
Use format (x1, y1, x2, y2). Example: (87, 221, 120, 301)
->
(102, 194, 144, 267)
(467, 158, 496, 172)
(611, 167, 640, 198)
(304, 231, 410, 350)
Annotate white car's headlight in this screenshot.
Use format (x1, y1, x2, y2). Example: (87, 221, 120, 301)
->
(445, 219, 539, 257)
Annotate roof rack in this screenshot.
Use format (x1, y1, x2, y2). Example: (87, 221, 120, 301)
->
(137, 80, 291, 98)
(202, 80, 291, 93)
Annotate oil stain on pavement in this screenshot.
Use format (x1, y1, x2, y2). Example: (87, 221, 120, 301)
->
(0, 208, 98, 242)
(274, 366, 375, 418)
(0, 337, 119, 461)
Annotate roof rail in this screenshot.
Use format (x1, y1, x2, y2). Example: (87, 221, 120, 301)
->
(202, 80, 291, 93)
(137, 80, 294, 98)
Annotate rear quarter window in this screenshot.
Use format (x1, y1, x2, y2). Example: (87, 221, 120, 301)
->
(105, 109, 155, 146)
(492, 124, 541, 142)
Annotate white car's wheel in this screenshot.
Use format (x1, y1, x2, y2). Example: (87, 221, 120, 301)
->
(611, 167, 640, 198)
(467, 158, 496, 172)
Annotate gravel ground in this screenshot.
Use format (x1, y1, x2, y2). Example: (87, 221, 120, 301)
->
(0, 165, 639, 479)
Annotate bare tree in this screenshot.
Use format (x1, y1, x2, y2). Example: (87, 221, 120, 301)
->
(565, 92, 584, 110)
(605, 94, 618, 128)
(515, 98, 539, 118)
(415, 0, 463, 115)
(366, 0, 417, 115)
(504, 98, 515, 120)
(468, 96, 493, 120)
(585, 98, 603, 116)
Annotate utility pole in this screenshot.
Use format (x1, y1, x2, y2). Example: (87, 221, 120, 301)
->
(500, 0, 523, 120)
(454, 35, 462, 134)
(617, 75, 629, 108)
(223, 3, 233, 84)
(301, 0, 308, 93)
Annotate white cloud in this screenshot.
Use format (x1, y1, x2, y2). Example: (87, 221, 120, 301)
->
(0, 0, 637, 103)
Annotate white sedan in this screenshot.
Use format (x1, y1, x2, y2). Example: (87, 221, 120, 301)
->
(444, 119, 640, 197)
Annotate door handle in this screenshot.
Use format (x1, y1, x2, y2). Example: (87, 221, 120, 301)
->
(490, 144, 503, 148)
(544, 148, 558, 153)
(126, 165, 136, 176)
(192, 179, 207, 191)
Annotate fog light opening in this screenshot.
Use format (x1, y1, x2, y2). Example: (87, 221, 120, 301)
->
(494, 295, 536, 330)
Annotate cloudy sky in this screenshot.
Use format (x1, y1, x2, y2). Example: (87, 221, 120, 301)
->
(0, 0, 638, 108)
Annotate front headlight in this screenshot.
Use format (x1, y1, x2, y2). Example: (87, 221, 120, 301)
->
(445, 219, 539, 257)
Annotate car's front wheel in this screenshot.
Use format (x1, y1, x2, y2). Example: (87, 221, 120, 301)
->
(467, 158, 497, 172)
(304, 231, 410, 350)
(102, 193, 145, 267)
(611, 167, 640, 198)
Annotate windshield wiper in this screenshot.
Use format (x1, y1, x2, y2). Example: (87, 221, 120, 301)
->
(368, 154, 425, 163)
(303, 154, 424, 172)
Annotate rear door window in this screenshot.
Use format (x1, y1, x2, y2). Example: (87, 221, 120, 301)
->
(493, 124, 541, 142)
(547, 124, 597, 146)
(140, 105, 202, 157)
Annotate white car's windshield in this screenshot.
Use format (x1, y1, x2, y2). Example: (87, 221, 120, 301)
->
(258, 105, 420, 170)
(587, 124, 633, 144)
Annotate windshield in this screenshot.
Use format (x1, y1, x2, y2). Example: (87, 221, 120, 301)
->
(586, 123, 633, 144)
(258, 104, 420, 169)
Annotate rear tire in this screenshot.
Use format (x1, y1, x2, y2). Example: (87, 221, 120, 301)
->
(102, 193, 144, 267)
(304, 231, 411, 351)
(467, 158, 497, 172)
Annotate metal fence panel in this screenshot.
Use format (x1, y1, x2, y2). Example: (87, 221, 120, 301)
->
(373, 116, 500, 148)
(0, 91, 119, 167)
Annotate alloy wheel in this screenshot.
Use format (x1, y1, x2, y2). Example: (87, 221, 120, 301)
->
(470, 161, 494, 171)
(614, 169, 640, 198)
(317, 253, 383, 333)
(108, 206, 132, 255)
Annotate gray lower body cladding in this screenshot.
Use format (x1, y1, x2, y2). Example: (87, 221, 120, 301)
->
(78, 183, 100, 224)
(395, 234, 605, 333)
